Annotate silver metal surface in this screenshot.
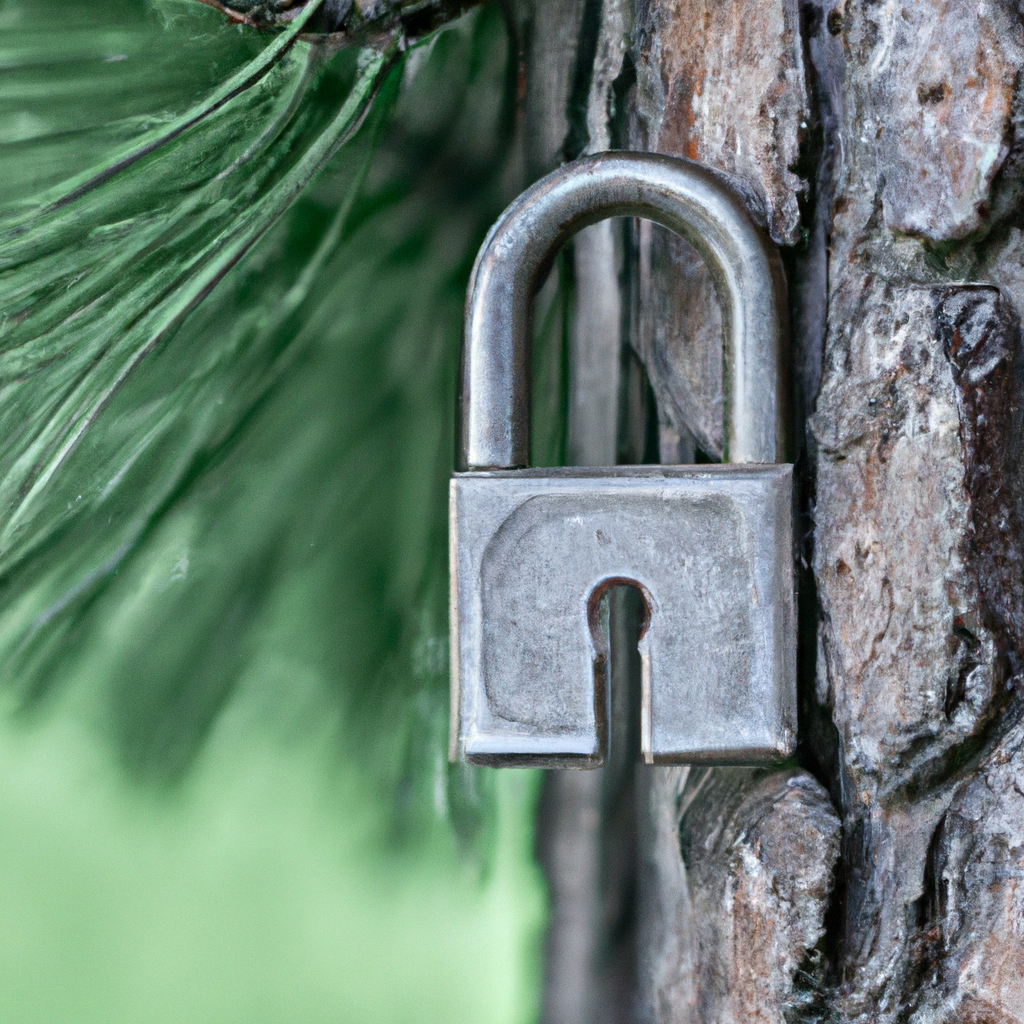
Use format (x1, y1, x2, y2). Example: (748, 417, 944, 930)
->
(449, 467, 795, 766)
(450, 151, 796, 768)
(460, 152, 788, 470)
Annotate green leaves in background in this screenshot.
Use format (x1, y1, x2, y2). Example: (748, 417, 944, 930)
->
(1, 0, 394, 705)
(0, 1, 543, 1019)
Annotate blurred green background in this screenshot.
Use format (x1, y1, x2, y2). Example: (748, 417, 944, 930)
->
(0, 0, 552, 1019)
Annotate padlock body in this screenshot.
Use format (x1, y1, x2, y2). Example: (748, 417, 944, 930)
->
(449, 465, 796, 768)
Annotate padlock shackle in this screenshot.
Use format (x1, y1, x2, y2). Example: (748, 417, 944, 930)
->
(459, 152, 788, 470)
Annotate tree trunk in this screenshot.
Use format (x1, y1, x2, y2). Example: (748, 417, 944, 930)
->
(516, 0, 1024, 1021)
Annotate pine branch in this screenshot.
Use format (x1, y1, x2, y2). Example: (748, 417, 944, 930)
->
(194, 0, 484, 44)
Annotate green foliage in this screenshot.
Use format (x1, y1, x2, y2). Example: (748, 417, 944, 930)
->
(0, 0, 545, 1018)
(3, 0, 463, 816)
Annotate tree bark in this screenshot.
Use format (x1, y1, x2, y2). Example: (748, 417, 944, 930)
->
(518, 0, 1024, 1021)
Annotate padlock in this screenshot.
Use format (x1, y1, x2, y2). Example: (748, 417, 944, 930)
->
(449, 152, 795, 768)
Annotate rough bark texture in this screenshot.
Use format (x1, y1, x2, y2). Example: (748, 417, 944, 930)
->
(520, 0, 1024, 1020)
(633, 0, 810, 457)
(636, 767, 840, 1024)
(632, 0, 1024, 1021)
(808, 1, 1024, 1020)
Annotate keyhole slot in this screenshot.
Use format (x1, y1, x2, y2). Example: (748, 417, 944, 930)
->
(586, 579, 653, 763)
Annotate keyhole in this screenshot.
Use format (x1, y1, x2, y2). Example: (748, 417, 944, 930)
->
(587, 579, 651, 763)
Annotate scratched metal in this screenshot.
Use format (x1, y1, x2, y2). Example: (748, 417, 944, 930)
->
(459, 151, 789, 471)
(450, 465, 795, 767)
(450, 152, 796, 768)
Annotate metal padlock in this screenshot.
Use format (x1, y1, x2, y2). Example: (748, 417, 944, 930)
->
(449, 152, 795, 768)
